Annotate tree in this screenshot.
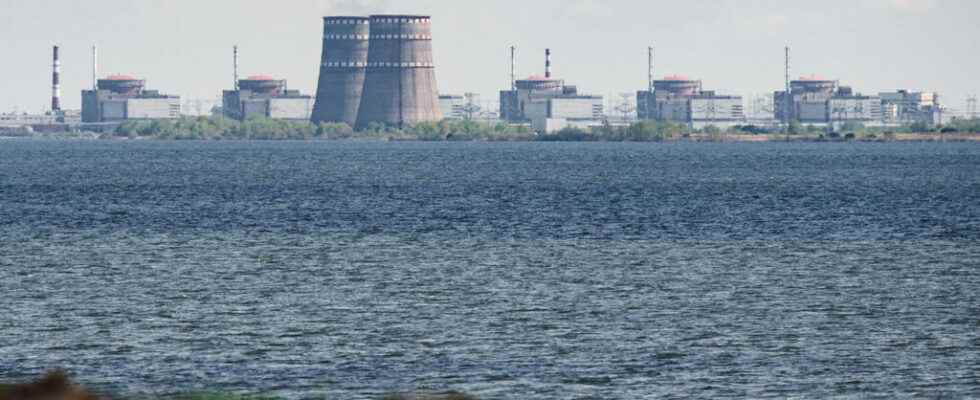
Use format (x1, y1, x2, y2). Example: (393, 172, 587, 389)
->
(786, 120, 802, 135)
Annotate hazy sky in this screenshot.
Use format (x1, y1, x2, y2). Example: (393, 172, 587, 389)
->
(1, 0, 977, 113)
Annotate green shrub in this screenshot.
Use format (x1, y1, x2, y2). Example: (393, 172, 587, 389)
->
(381, 391, 478, 400)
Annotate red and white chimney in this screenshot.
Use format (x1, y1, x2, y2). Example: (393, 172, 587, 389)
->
(545, 48, 552, 79)
(51, 45, 61, 112)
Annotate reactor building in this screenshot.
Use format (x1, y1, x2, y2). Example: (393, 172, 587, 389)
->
(81, 75, 181, 123)
(222, 75, 312, 121)
(499, 48, 604, 132)
(311, 15, 442, 129)
(635, 48, 743, 128)
(774, 76, 887, 125)
(637, 76, 745, 128)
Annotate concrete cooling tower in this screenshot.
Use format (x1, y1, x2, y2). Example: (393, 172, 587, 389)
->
(355, 15, 442, 130)
(311, 16, 370, 127)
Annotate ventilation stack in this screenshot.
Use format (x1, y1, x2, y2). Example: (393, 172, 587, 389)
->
(647, 46, 654, 93)
(233, 45, 240, 91)
(311, 16, 370, 127)
(356, 15, 442, 130)
(545, 48, 552, 78)
(51, 45, 61, 112)
(92, 45, 98, 91)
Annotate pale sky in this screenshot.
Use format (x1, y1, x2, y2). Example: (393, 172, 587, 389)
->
(1, 0, 977, 114)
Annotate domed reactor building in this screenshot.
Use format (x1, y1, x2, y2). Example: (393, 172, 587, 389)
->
(81, 75, 181, 123)
(312, 15, 442, 129)
(223, 74, 313, 121)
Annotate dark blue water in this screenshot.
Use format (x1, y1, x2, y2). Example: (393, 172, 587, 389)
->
(1, 140, 978, 399)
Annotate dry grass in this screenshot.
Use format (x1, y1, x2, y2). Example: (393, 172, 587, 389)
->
(0, 370, 99, 400)
(1, 370, 480, 400)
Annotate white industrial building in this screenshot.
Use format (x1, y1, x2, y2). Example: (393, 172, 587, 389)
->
(527, 96, 605, 133)
(439, 95, 466, 120)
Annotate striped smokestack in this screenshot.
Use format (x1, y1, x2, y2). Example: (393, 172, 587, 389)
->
(51, 45, 61, 112)
(545, 48, 552, 78)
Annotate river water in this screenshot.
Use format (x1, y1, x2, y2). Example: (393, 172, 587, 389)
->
(1, 140, 978, 399)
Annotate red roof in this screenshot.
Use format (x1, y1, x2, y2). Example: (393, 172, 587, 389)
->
(797, 74, 831, 81)
(245, 75, 276, 81)
(662, 75, 692, 81)
(104, 74, 138, 81)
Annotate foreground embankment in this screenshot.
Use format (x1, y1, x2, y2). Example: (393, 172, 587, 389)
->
(0, 371, 476, 400)
(5, 130, 980, 142)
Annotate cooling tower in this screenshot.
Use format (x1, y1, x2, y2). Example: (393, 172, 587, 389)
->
(356, 15, 442, 130)
(311, 16, 370, 127)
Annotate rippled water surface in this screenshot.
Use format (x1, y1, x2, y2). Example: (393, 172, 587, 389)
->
(1, 140, 979, 399)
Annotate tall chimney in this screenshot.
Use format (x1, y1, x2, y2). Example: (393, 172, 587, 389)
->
(92, 45, 98, 91)
(545, 48, 552, 78)
(233, 45, 239, 91)
(648, 45, 654, 93)
(784, 45, 791, 124)
(510, 46, 516, 91)
(51, 45, 61, 112)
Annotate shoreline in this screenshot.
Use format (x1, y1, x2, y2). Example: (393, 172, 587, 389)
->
(3, 132, 980, 142)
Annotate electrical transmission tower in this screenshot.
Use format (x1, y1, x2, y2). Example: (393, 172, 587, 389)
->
(614, 93, 636, 123)
(461, 93, 482, 121)
(968, 95, 978, 119)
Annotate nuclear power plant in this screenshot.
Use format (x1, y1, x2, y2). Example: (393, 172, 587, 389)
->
(6, 25, 961, 133)
(312, 15, 442, 130)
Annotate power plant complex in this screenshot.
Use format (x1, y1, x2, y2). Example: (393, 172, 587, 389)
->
(7, 22, 963, 134)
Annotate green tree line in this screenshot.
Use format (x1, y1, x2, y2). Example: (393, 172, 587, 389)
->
(112, 115, 980, 141)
